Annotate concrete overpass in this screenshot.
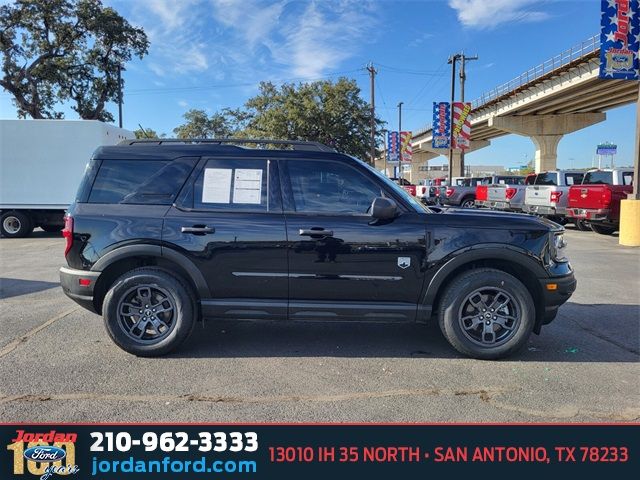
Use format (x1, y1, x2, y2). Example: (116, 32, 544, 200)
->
(412, 35, 639, 174)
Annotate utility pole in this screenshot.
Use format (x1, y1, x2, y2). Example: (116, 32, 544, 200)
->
(117, 64, 124, 129)
(398, 101, 404, 180)
(367, 63, 377, 166)
(447, 54, 459, 184)
(458, 53, 478, 179)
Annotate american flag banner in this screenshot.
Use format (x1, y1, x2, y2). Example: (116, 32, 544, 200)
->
(600, 0, 639, 80)
(432, 102, 450, 149)
(387, 131, 400, 164)
(452, 102, 472, 150)
(400, 131, 412, 163)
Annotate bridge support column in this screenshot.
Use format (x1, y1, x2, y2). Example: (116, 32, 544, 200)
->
(489, 113, 605, 172)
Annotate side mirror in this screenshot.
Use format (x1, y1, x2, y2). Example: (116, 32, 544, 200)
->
(370, 197, 398, 221)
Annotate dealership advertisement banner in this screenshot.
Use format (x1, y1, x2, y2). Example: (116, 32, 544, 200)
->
(432, 102, 451, 149)
(452, 102, 472, 150)
(400, 131, 412, 163)
(600, 0, 639, 80)
(1, 424, 638, 479)
(387, 131, 400, 164)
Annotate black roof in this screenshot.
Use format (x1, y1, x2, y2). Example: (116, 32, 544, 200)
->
(93, 138, 347, 161)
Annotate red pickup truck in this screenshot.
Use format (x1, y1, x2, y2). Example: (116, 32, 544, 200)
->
(567, 168, 634, 235)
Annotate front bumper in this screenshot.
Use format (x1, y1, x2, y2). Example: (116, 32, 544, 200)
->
(538, 272, 577, 325)
(59, 266, 101, 313)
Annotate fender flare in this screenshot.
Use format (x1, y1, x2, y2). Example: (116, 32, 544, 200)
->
(422, 245, 547, 306)
(91, 244, 210, 298)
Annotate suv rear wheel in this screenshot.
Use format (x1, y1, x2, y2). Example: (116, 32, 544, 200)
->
(102, 268, 196, 356)
(438, 268, 535, 359)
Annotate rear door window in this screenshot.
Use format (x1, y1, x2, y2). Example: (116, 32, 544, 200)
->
(88, 158, 196, 204)
(191, 158, 279, 212)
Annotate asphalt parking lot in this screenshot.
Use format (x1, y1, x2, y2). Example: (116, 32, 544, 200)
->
(0, 228, 638, 422)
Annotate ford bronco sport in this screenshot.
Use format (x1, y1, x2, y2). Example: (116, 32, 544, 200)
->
(60, 139, 576, 359)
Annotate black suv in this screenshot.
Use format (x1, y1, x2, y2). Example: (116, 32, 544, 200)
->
(60, 139, 576, 359)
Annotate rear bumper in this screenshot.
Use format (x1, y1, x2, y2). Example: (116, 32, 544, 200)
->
(538, 272, 577, 325)
(567, 208, 610, 221)
(59, 266, 100, 313)
(524, 204, 566, 216)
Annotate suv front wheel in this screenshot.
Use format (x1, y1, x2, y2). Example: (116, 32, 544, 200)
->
(438, 268, 535, 359)
(102, 268, 196, 356)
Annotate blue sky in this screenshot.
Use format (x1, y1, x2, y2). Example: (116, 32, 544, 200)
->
(0, 0, 637, 169)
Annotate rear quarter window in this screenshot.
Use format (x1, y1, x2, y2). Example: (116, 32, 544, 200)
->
(88, 158, 196, 204)
(583, 171, 613, 185)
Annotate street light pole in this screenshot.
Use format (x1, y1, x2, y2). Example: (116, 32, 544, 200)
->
(458, 53, 478, 179)
(398, 101, 404, 181)
(447, 54, 459, 185)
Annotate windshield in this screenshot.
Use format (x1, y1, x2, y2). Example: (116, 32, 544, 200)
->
(535, 172, 558, 185)
(355, 158, 427, 213)
(583, 171, 613, 185)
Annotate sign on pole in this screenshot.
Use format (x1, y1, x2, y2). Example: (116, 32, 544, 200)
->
(432, 102, 450, 149)
(452, 102, 472, 150)
(600, 0, 639, 80)
(596, 143, 617, 155)
(400, 131, 412, 163)
(387, 131, 400, 164)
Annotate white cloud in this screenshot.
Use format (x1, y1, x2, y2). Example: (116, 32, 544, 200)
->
(178, 100, 189, 108)
(448, 0, 550, 29)
(211, 0, 378, 79)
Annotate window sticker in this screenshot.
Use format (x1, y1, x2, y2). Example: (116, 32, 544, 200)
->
(233, 169, 263, 204)
(202, 168, 232, 203)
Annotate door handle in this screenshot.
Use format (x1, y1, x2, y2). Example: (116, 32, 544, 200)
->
(181, 226, 215, 235)
(299, 228, 333, 237)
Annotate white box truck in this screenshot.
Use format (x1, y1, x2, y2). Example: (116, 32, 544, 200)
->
(0, 119, 133, 237)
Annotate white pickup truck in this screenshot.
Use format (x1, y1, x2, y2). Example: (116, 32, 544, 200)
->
(523, 170, 585, 224)
(483, 174, 532, 211)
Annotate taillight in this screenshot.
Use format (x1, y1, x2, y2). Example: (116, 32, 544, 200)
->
(550, 191, 563, 203)
(601, 188, 612, 207)
(476, 185, 487, 201)
(505, 187, 517, 200)
(445, 187, 455, 197)
(62, 215, 73, 256)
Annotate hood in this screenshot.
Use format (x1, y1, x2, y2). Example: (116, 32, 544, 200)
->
(428, 206, 563, 232)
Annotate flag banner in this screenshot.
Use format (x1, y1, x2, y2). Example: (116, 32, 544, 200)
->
(400, 131, 413, 163)
(387, 131, 400, 164)
(600, 0, 639, 80)
(432, 102, 450, 149)
(452, 102, 472, 150)
(1, 424, 637, 478)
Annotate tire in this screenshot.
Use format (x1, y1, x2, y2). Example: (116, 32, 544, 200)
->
(102, 267, 196, 356)
(438, 268, 535, 360)
(590, 223, 616, 235)
(460, 197, 475, 208)
(1, 211, 33, 238)
(574, 219, 590, 231)
(41, 224, 63, 233)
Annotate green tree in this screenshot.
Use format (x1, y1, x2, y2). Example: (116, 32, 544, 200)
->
(243, 78, 383, 159)
(0, 0, 149, 121)
(173, 108, 247, 139)
(133, 127, 164, 139)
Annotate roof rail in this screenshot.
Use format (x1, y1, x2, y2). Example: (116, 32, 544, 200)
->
(118, 138, 336, 152)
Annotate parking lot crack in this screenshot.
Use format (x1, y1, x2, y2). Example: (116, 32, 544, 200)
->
(0, 306, 79, 359)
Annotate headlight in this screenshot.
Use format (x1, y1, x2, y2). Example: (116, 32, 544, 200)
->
(551, 232, 567, 262)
